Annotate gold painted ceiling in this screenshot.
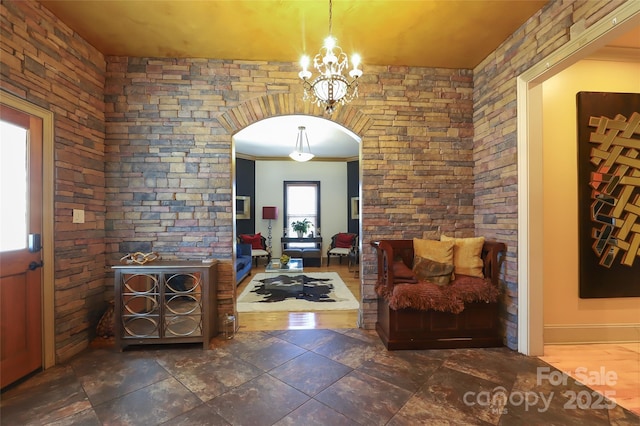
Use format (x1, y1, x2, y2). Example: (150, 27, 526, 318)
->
(40, 0, 550, 69)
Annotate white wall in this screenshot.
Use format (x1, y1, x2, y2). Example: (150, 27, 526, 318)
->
(542, 59, 640, 343)
(254, 160, 348, 258)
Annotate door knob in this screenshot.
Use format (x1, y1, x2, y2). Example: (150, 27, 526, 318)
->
(28, 261, 43, 271)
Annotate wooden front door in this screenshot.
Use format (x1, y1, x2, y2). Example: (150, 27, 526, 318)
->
(0, 105, 44, 388)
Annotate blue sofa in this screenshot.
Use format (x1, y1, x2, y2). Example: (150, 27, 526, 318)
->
(236, 243, 252, 285)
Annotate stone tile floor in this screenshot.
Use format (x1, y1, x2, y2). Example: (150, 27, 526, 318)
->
(2, 329, 638, 425)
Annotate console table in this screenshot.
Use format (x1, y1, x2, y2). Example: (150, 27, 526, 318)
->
(281, 237, 322, 267)
(112, 260, 217, 350)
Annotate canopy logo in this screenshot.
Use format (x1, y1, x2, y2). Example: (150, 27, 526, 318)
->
(462, 366, 618, 414)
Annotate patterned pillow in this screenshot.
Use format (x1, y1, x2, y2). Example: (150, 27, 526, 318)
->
(412, 256, 455, 286)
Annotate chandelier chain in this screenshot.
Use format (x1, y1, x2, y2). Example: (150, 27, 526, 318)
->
(328, 0, 333, 35)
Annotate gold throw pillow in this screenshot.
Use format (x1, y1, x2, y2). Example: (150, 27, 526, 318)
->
(412, 238, 454, 264)
(440, 234, 485, 278)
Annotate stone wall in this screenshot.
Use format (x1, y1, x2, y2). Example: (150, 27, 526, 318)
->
(473, 0, 628, 348)
(5, 0, 622, 359)
(104, 60, 476, 327)
(1, 0, 106, 361)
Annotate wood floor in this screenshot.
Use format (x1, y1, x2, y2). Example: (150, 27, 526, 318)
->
(235, 261, 360, 332)
(541, 343, 640, 415)
(236, 261, 639, 416)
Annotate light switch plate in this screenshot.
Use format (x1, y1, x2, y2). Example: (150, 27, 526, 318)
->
(72, 209, 85, 224)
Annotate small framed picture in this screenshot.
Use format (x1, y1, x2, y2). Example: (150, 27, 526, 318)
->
(236, 196, 250, 219)
(351, 196, 359, 220)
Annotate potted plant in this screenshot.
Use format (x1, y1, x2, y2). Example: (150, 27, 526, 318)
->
(291, 218, 313, 238)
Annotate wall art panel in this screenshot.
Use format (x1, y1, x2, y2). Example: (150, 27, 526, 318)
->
(577, 91, 640, 298)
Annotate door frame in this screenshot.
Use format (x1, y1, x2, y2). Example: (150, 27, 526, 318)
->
(516, 2, 640, 355)
(1, 91, 55, 369)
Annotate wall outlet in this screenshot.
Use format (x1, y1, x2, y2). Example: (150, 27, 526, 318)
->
(72, 209, 85, 224)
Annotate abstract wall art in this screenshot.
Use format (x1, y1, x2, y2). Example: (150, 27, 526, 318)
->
(577, 92, 640, 298)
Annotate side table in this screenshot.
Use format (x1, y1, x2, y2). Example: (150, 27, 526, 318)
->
(112, 260, 217, 350)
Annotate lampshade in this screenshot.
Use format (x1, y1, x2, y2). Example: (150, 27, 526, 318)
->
(262, 206, 278, 220)
(289, 151, 315, 162)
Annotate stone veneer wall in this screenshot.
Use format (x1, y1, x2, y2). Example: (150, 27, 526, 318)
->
(4, 0, 627, 360)
(103, 60, 476, 328)
(1, 0, 106, 361)
(473, 0, 629, 348)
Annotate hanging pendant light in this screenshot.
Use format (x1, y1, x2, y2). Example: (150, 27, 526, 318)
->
(299, 0, 362, 114)
(289, 126, 315, 162)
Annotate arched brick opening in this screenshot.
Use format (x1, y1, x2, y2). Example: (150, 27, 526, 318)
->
(218, 93, 373, 139)
(218, 93, 376, 329)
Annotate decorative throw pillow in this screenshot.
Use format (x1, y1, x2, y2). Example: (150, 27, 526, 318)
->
(335, 233, 354, 248)
(240, 233, 263, 250)
(393, 260, 418, 283)
(412, 238, 454, 264)
(440, 234, 485, 278)
(412, 256, 455, 286)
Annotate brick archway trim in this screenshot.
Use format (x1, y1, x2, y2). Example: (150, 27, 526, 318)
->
(217, 93, 374, 138)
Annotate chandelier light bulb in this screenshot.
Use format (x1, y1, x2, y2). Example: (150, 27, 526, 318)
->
(349, 54, 362, 78)
(299, 55, 312, 79)
(324, 36, 336, 51)
(351, 54, 361, 68)
(300, 55, 309, 71)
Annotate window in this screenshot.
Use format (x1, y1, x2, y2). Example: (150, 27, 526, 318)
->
(0, 120, 28, 252)
(284, 181, 320, 240)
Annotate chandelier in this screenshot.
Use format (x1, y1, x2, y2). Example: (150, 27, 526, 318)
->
(299, 0, 362, 114)
(289, 126, 315, 162)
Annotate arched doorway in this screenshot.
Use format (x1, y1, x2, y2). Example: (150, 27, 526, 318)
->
(218, 96, 373, 327)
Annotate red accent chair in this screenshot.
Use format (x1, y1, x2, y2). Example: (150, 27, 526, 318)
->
(238, 233, 270, 266)
(327, 233, 358, 266)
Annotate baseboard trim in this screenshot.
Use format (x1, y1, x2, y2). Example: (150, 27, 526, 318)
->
(544, 324, 640, 344)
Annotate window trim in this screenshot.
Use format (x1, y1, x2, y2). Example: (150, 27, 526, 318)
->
(283, 180, 321, 235)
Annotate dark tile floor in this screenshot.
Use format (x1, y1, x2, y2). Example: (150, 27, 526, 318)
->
(2, 329, 638, 425)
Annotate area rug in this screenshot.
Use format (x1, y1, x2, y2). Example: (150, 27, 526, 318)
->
(237, 272, 359, 313)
